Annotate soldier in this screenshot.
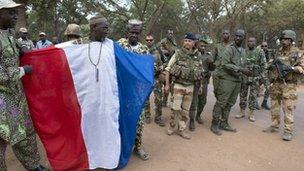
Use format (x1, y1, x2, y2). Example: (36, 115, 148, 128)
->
(145, 34, 166, 126)
(235, 37, 267, 122)
(17, 27, 35, 50)
(212, 30, 231, 99)
(210, 29, 251, 135)
(188, 35, 212, 131)
(263, 30, 304, 141)
(0, 1, 49, 170)
(164, 32, 203, 139)
(158, 29, 177, 106)
(259, 41, 272, 110)
(118, 19, 150, 160)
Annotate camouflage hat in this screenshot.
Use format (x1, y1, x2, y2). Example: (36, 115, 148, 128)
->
(127, 19, 143, 32)
(0, 0, 22, 10)
(19, 27, 28, 33)
(199, 35, 209, 44)
(64, 23, 81, 36)
(280, 30, 296, 42)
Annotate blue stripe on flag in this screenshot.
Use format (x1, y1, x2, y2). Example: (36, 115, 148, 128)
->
(114, 43, 154, 168)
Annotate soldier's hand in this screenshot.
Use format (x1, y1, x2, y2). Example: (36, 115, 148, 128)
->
(23, 65, 33, 74)
(159, 72, 166, 82)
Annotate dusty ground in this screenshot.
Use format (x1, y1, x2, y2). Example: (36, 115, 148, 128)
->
(6, 85, 304, 171)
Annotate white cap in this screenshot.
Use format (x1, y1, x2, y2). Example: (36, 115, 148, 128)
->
(19, 27, 27, 33)
(39, 32, 46, 36)
(0, 0, 22, 10)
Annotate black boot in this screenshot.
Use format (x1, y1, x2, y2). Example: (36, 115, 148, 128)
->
(210, 119, 222, 135)
(261, 100, 270, 110)
(219, 121, 237, 132)
(28, 165, 49, 171)
(189, 119, 195, 131)
(195, 113, 204, 124)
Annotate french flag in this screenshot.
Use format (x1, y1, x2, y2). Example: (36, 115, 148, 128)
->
(20, 38, 154, 170)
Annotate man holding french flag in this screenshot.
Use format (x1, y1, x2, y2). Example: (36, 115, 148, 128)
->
(19, 15, 154, 171)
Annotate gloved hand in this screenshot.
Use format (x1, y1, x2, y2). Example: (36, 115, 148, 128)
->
(23, 65, 33, 74)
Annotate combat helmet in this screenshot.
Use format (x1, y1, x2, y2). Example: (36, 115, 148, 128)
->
(280, 30, 296, 42)
(64, 23, 81, 37)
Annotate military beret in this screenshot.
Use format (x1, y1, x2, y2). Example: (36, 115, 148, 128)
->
(184, 32, 198, 41)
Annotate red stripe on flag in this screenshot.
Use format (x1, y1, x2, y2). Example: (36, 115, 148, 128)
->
(21, 47, 89, 170)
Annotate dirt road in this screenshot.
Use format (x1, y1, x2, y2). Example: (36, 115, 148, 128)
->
(6, 85, 304, 171)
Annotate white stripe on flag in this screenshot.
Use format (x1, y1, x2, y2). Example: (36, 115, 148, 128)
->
(62, 39, 121, 169)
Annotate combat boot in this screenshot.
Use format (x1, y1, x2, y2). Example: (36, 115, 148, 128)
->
(178, 131, 191, 140)
(145, 117, 152, 124)
(254, 102, 261, 110)
(189, 119, 195, 131)
(154, 115, 165, 127)
(261, 100, 270, 110)
(210, 119, 222, 136)
(235, 109, 245, 119)
(195, 113, 204, 124)
(282, 132, 293, 141)
(263, 126, 279, 133)
(219, 121, 237, 132)
(248, 110, 255, 122)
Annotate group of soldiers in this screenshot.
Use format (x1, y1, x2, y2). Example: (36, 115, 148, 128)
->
(1, 0, 304, 170)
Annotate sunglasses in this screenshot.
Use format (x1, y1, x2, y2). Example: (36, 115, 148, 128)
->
(261, 45, 268, 47)
(146, 39, 154, 42)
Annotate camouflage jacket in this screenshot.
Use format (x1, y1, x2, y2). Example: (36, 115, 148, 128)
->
(169, 48, 204, 85)
(0, 29, 32, 145)
(269, 46, 304, 83)
(117, 38, 149, 55)
(157, 38, 177, 63)
(244, 48, 267, 83)
(149, 45, 163, 77)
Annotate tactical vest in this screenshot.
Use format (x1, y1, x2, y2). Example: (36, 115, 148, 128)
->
(270, 47, 303, 83)
(170, 49, 204, 84)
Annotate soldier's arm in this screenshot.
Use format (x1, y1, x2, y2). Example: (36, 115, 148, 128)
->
(164, 53, 177, 91)
(222, 47, 242, 74)
(260, 50, 268, 72)
(293, 54, 304, 74)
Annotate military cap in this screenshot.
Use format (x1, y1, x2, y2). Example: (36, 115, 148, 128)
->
(0, 0, 21, 10)
(19, 27, 28, 33)
(64, 23, 81, 36)
(184, 32, 198, 41)
(199, 35, 209, 44)
(89, 15, 107, 26)
(280, 30, 296, 42)
(235, 29, 245, 37)
(127, 19, 143, 32)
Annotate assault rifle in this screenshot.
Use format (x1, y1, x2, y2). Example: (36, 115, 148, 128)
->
(271, 59, 293, 84)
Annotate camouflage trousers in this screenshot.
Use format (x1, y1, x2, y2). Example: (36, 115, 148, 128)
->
(169, 83, 194, 132)
(135, 101, 148, 151)
(270, 82, 297, 133)
(259, 75, 270, 100)
(145, 79, 163, 120)
(0, 129, 40, 171)
(239, 81, 259, 110)
(189, 82, 208, 119)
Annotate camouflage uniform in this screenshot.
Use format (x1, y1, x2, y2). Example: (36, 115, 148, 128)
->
(146, 45, 164, 123)
(157, 38, 177, 106)
(189, 51, 212, 121)
(0, 29, 40, 170)
(268, 45, 304, 137)
(238, 48, 267, 120)
(166, 48, 203, 137)
(118, 37, 150, 151)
